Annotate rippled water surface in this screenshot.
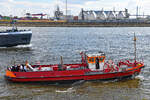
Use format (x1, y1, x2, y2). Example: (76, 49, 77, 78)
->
(0, 27, 150, 100)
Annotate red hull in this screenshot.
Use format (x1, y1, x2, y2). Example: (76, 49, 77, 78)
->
(5, 65, 143, 82)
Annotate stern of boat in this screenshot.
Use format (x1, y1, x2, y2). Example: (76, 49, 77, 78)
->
(5, 69, 16, 81)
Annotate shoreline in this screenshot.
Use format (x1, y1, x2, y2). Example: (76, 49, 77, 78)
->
(0, 22, 150, 27)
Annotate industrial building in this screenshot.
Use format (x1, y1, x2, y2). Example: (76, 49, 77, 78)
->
(78, 8, 129, 20)
(0, 15, 2, 20)
(54, 6, 74, 20)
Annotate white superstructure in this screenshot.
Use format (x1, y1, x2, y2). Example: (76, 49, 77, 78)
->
(86, 52, 105, 71)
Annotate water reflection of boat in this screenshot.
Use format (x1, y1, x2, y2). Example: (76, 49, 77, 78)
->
(84, 78, 141, 89)
(0, 22, 32, 47)
(0, 45, 32, 51)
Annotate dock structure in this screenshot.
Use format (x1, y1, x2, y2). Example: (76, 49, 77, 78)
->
(0, 19, 149, 27)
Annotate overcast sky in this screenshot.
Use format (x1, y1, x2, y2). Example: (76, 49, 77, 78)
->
(0, 0, 150, 17)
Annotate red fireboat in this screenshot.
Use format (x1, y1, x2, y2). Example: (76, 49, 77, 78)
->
(5, 33, 145, 83)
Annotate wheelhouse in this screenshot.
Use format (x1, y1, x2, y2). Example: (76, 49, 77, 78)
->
(86, 52, 105, 71)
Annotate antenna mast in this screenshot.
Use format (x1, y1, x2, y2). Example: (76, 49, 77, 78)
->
(136, 6, 138, 19)
(133, 32, 137, 63)
(65, 0, 67, 20)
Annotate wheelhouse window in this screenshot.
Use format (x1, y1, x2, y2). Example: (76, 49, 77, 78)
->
(88, 57, 95, 63)
(99, 56, 105, 62)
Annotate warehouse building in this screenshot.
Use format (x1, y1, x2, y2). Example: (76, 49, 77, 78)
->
(78, 8, 129, 20)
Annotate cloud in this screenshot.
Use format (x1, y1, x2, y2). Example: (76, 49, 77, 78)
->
(0, 0, 57, 17)
(66, 0, 99, 4)
(0, 0, 150, 17)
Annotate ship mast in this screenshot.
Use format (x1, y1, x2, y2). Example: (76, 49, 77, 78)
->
(65, 0, 67, 20)
(60, 56, 63, 66)
(133, 32, 137, 64)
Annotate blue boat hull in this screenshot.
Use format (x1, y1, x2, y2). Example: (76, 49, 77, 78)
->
(0, 31, 32, 47)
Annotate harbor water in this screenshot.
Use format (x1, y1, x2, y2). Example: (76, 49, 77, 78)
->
(0, 27, 150, 100)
